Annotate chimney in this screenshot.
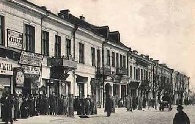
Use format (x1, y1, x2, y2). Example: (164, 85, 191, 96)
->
(80, 15, 85, 21)
(132, 50, 138, 55)
(60, 9, 70, 15)
(58, 9, 70, 19)
(153, 60, 159, 64)
(145, 55, 149, 60)
(41, 6, 47, 10)
(140, 54, 145, 58)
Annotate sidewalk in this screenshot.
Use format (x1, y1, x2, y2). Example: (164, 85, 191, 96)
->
(2, 107, 164, 124)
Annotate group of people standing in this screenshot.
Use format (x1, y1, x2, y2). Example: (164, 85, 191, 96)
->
(0, 92, 74, 123)
(74, 95, 97, 116)
(0, 92, 97, 123)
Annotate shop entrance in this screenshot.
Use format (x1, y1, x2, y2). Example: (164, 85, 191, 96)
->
(22, 78, 31, 95)
(121, 85, 127, 98)
(78, 83, 84, 98)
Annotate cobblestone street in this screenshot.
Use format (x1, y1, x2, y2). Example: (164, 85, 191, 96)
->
(12, 105, 195, 124)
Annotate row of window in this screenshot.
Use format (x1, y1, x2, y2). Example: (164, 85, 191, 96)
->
(129, 65, 152, 81)
(0, 15, 86, 63)
(106, 50, 126, 68)
(0, 15, 132, 68)
(0, 15, 101, 66)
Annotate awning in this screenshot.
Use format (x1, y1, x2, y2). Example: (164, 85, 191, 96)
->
(76, 74, 88, 83)
(128, 81, 140, 89)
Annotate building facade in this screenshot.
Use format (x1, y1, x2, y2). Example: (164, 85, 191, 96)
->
(0, 0, 190, 109)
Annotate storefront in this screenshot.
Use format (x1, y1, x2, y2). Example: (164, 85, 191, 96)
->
(0, 58, 20, 118)
(128, 81, 140, 97)
(76, 74, 88, 98)
(19, 51, 43, 95)
(0, 58, 20, 94)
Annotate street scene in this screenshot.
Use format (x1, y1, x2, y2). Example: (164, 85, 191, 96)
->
(12, 105, 195, 124)
(0, 0, 195, 124)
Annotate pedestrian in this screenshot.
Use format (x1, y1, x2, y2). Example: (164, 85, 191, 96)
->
(111, 96, 115, 113)
(173, 105, 190, 124)
(49, 93, 56, 115)
(67, 94, 74, 117)
(21, 96, 29, 118)
(0, 93, 12, 124)
(28, 94, 35, 117)
(13, 94, 20, 121)
(126, 95, 132, 112)
(63, 95, 68, 115)
(105, 95, 113, 117)
(85, 95, 91, 115)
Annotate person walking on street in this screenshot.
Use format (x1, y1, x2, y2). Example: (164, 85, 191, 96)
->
(105, 95, 113, 117)
(67, 94, 74, 117)
(173, 105, 190, 124)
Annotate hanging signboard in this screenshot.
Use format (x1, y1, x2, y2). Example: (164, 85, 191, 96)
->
(0, 59, 20, 75)
(7, 29, 23, 50)
(13, 67, 24, 87)
(19, 51, 43, 67)
(22, 65, 40, 75)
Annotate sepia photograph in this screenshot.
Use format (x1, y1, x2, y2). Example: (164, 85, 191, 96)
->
(0, 0, 194, 123)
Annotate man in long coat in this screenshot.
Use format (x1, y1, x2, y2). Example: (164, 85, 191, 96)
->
(105, 95, 113, 117)
(67, 94, 74, 117)
(173, 105, 190, 124)
(126, 95, 133, 111)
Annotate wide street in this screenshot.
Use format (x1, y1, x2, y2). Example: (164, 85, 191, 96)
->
(11, 105, 195, 124)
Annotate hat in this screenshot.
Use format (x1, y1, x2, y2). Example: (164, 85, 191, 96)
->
(177, 105, 183, 109)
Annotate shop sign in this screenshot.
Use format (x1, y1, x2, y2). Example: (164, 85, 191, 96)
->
(19, 51, 43, 67)
(0, 59, 19, 75)
(22, 65, 40, 76)
(13, 67, 24, 86)
(7, 29, 23, 50)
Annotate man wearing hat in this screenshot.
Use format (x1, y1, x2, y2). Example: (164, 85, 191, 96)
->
(173, 105, 190, 124)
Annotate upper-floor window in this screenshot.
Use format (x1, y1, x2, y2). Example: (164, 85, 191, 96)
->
(66, 38, 71, 58)
(97, 49, 101, 67)
(134, 67, 136, 79)
(112, 52, 115, 67)
(120, 54, 123, 67)
(116, 53, 119, 67)
(55, 35, 61, 57)
(79, 42, 85, 64)
(25, 24, 35, 52)
(41, 31, 49, 56)
(106, 50, 110, 66)
(148, 72, 151, 80)
(0, 16, 4, 45)
(141, 69, 143, 80)
(130, 65, 132, 78)
(123, 55, 126, 68)
(136, 68, 140, 80)
(91, 47, 95, 66)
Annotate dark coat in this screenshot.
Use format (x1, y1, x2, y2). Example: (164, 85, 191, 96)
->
(105, 97, 113, 112)
(173, 111, 190, 124)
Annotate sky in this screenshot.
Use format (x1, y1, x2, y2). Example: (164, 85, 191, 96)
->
(29, 0, 195, 90)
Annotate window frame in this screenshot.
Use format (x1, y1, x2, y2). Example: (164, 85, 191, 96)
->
(0, 15, 5, 46)
(66, 38, 71, 58)
(25, 24, 35, 52)
(79, 42, 85, 64)
(106, 50, 110, 66)
(112, 52, 115, 67)
(91, 47, 95, 66)
(97, 49, 101, 67)
(41, 30, 49, 56)
(116, 53, 119, 68)
(55, 35, 61, 57)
